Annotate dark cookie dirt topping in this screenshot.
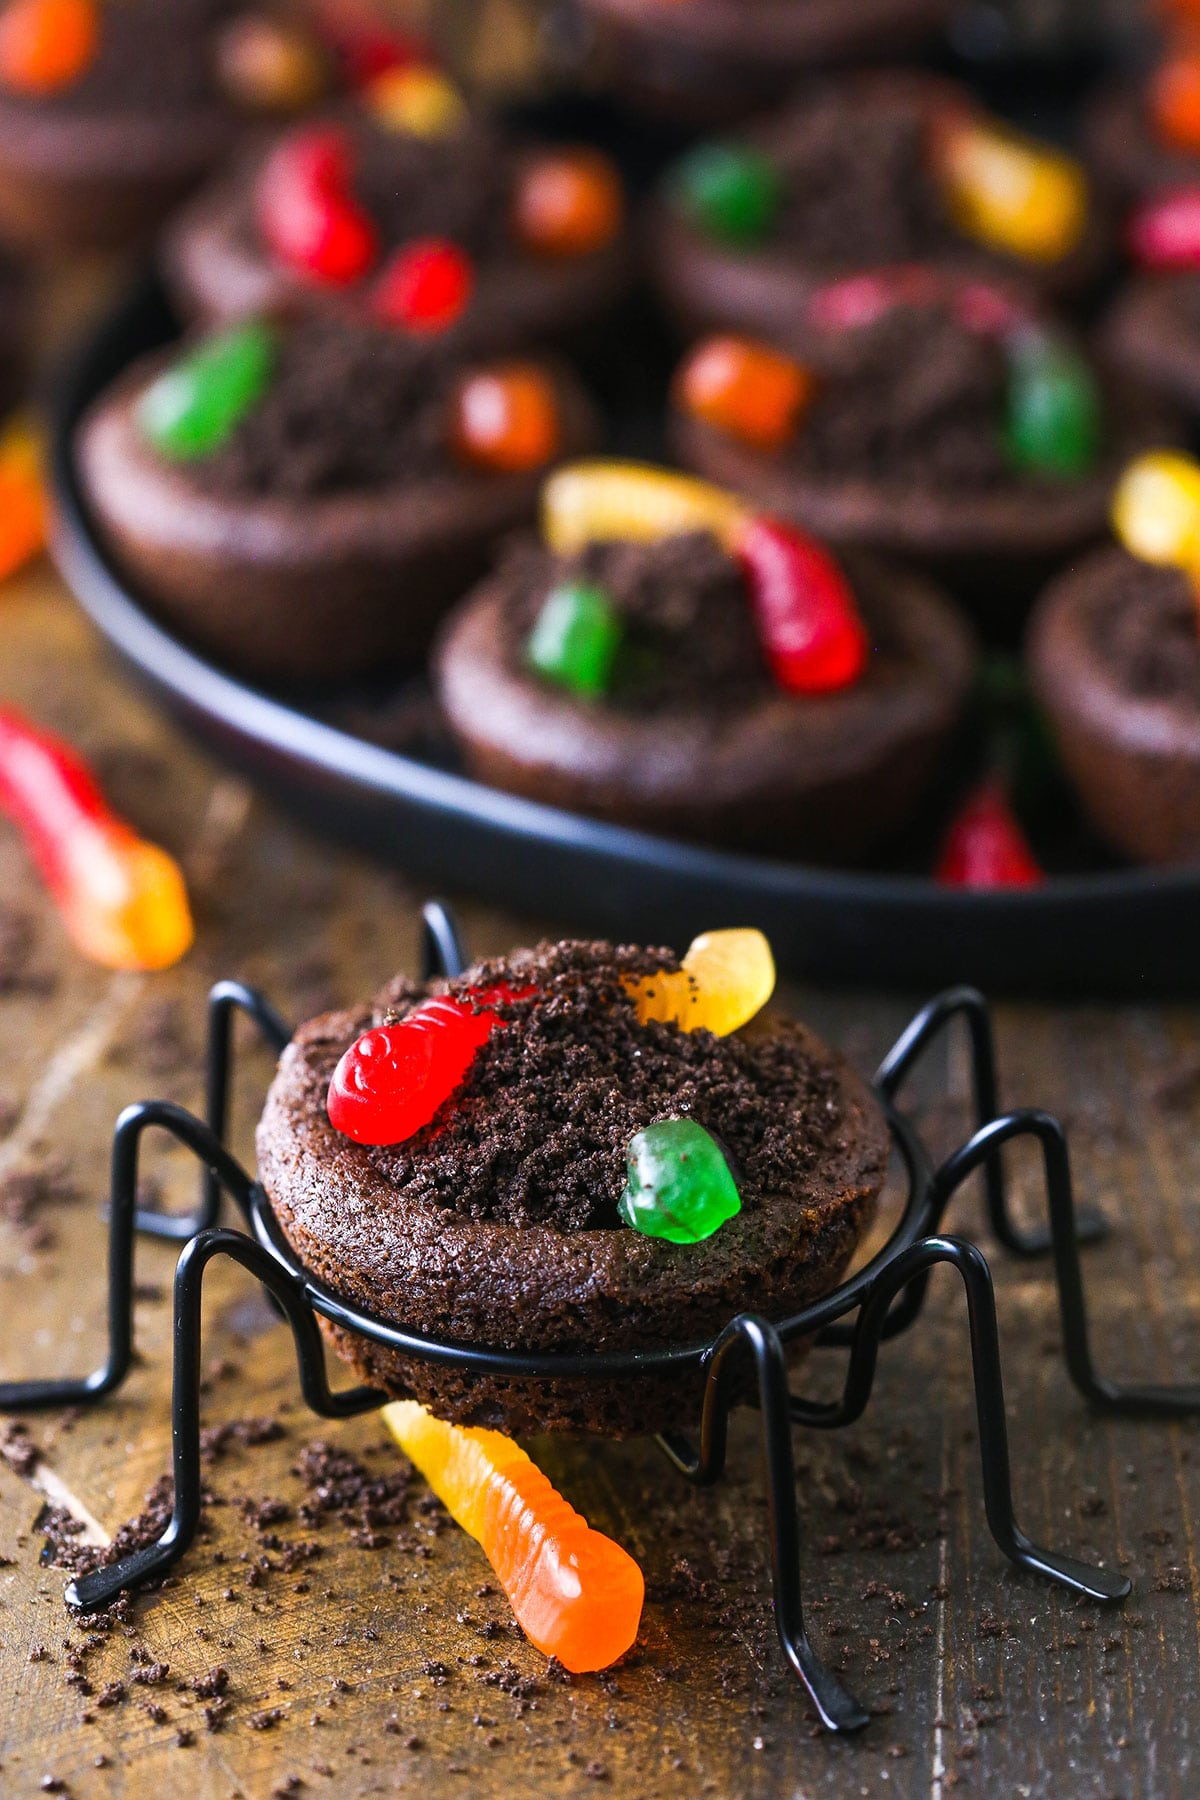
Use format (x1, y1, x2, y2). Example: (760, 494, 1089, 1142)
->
(1086, 552, 1200, 702)
(346, 114, 513, 264)
(499, 531, 771, 712)
(196, 318, 460, 497)
(789, 303, 1016, 489)
(359, 939, 849, 1231)
(762, 91, 959, 267)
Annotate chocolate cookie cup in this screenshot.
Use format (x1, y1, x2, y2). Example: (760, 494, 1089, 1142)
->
(1028, 546, 1200, 866)
(1085, 61, 1200, 212)
(0, 0, 332, 254)
(670, 289, 1175, 621)
(1102, 274, 1200, 414)
(162, 103, 630, 354)
(77, 316, 596, 686)
(256, 938, 888, 1436)
(574, 0, 951, 124)
(433, 463, 975, 860)
(647, 71, 1106, 353)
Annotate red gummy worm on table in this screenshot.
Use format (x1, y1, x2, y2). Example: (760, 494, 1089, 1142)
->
(936, 779, 1043, 890)
(0, 708, 194, 968)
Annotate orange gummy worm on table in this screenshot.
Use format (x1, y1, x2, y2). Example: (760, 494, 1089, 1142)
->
(382, 1402, 644, 1673)
(0, 708, 194, 970)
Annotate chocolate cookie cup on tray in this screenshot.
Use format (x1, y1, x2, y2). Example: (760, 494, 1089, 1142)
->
(1027, 451, 1200, 866)
(574, 0, 951, 124)
(670, 278, 1175, 620)
(162, 90, 630, 354)
(76, 313, 595, 685)
(256, 933, 888, 1436)
(1101, 274, 1200, 415)
(1085, 34, 1200, 213)
(434, 461, 975, 861)
(647, 70, 1106, 354)
(0, 0, 333, 254)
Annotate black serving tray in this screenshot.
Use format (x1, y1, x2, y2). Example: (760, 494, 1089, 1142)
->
(49, 270, 1200, 997)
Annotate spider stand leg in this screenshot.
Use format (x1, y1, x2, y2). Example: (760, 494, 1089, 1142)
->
(822, 1236, 1128, 1599)
(0, 1103, 255, 1411)
(875, 986, 1107, 1258)
(936, 1113, 1200, 1418)
(133, 981, 291, 1243)
(421, 900, 467, 980)
(65, 1227, 383, 1613)
(658, 1315, 870, 1734)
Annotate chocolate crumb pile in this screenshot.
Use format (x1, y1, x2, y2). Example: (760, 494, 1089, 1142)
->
(349, 116, 513, 265)
(365, 939, 848, 1231)
(1087, 552, 1200, 701)
(10, 0, 238, 115)
(789, 303, 1019, 490)
(197, 319, 459, 498)
(758, 92, 958, 265)
(497, 531, 771, 713)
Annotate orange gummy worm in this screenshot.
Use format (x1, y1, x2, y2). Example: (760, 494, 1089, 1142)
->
(383, 1401, 644, 1673)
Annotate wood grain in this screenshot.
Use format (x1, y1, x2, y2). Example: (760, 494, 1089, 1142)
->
(0, 567, 1197, 1798)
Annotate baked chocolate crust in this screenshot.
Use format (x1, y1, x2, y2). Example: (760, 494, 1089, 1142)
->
(647, 72, 1109, 349)
(1085, 84, 1197, 208)
(257, 985, 888, 1437)
(0, 97, 236, 253)
(433, 552, 974, 860)
(577, 0, 951, 123)
(76, 350, 595, 686)
(162, 138, 631, 353)
(1028, 546, 1200, 866)
(1101, 275, 1200, 414)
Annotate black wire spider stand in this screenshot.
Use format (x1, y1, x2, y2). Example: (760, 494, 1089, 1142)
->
(2, 900, 1198, 1734)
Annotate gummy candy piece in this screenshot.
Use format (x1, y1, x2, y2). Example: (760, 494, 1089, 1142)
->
(257, 124, 379, 285)
(383, 1401, 644, 1673)
(449, 364, 561, 472)
(672, 142, 782, 245)
(542, 461, 746, 556)
(1003, 331, 1100, 479)
(935, 118, 1088, 263)
(1127, 186, 1200, 271)
(526, 581, 622, 697)
(512, 150, 624, 258)
(0, 419, 45, 581)
(674, 336, 812, 453)
(629, 928, 775, 1037)
(0, 709, 193, 969)
(327, 993, 506, 1145)
(1150, 49, 1200, 153)
(367, 64, 467, 137)
(735, 516, 869, 694)
(618, 1118, 742, 1245)
(374, 238, 473, 333)
(1111, 451, 1200, 567)
(137, 321, 276, 461)
(0, 0, 97, 94)
(215, 15, 327, 113)
(936, 780, 1042, 889)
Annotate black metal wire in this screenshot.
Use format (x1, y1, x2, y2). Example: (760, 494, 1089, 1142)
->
(0, 904, 1183, 1731)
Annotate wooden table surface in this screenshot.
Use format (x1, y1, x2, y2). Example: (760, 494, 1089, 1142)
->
(1, 563, 1199, 1800)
